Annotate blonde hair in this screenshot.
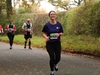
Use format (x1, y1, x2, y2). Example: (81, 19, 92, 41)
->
(27, 18, 30, 21)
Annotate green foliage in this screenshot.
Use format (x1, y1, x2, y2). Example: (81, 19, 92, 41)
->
(1, 0, 100, 37)
(62, 1, 100, 36)
(18, 7, 26, 14)
(0, 0, 6, 17)
(89, 2, 100, 36)
(32, 14, 49, 35)
(61, 10, 77, 35)
(18, 7, 32, 14)
(0, 13, 7, 28)
(76, 1, 100, 36)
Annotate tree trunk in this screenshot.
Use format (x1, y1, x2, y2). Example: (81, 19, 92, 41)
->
(0, 6, 2, 18)
(6, 0, 12, 19)
(84, 0, 86, 5)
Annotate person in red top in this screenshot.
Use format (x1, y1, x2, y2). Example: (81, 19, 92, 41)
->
(5, 21, 16, 49)
(0, 25, 4, 33)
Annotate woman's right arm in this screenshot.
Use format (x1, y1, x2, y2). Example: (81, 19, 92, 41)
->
(42, 32, 49, 43)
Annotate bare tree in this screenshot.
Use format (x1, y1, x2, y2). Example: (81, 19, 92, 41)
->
(74, 0, 86, 6)
(48, 0, 69, 10)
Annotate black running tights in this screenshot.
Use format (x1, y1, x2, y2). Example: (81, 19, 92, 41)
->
(7, 33, 14, 46)
(46, 41, 61, 71)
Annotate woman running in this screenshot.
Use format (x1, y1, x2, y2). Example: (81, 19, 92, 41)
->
(5, 21, 16, 49)
(42, 10, 63, 75)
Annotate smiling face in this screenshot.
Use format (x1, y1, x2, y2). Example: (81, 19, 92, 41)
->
(49, 11, 56, 20)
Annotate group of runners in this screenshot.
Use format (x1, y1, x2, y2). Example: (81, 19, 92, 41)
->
(0, 10, 64, 75)
(0, 19, 33, 49)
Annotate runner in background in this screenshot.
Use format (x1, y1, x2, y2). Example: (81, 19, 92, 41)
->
(22, 19, 33, 50)
(5, 21, 16, 49)
(0, 25, 4, 34)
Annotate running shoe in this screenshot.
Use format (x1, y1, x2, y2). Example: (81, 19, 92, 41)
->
(10, 46, 12, 49)
(29, 47, 32, 50)
(50, 72, 54, 75)
(24, 46, 26, 49)
(55, 64, 58, 71)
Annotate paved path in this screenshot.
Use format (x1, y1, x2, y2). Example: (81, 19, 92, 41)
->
(0, 42, 100, 75)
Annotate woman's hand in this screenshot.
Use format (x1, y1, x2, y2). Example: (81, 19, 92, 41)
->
(55, 33, 60, 38)
(45, 36, 49, 43)
(42, 32, 50, 43)
(11, 28, 14, 31)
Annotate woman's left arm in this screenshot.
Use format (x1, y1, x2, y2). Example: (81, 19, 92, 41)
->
(13, 25, 16, 31)
(59, 32, 63, 36)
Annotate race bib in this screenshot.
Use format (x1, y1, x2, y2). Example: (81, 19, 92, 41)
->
(27, 29, 31, 32)
(8, 28, 13, 32)
(50, 33, 58, 39)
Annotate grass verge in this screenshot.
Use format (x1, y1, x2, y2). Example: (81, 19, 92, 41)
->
(0, 34, 100, 57)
